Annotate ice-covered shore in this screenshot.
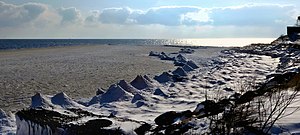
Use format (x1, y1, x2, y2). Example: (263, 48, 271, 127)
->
(1, 36, 300, 134)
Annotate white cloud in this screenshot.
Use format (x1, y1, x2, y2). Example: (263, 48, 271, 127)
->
(0, 1, 47, 27)
(58, 7, 82, 24)
(85, 10, 100, 21)
(0, 1, 299, 38)
(136, 6, 200, 26)
(180, 9, 212, 25)
(95, 4, 298, 27)
(210, 4, 295, 26)
(99, 7, 132, 24)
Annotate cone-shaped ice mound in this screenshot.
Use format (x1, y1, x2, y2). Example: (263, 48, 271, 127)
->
(130, 75, 153, 90)
(51, 92, 78, 107)
(131, 93, 145, 103)
(100, 84, 132, 103)
(175, 54, 187, 63)
(159, 52, 174, 60)
(172, 67, 188, 76)
(88, 95, 101, 105)
(153, 88, 169, 98)
(31, 93, 53, 108)
(154, 72, 173, 83)
(187, 60, 199, 69)
(118, 80, 138, 94)
(182, 64, 194, 72)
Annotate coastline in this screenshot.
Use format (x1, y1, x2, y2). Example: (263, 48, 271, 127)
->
(0, 44, 224, 112)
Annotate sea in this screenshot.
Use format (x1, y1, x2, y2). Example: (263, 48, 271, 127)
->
(0, 38, 275, 50)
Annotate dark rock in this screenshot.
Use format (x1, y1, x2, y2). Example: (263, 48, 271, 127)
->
(135, 123, 152, 135)
(229, 93, 241, 101)
(155, 111, 179, 126)
(236, 91, 258, 105)
(224, 87, 234, 92)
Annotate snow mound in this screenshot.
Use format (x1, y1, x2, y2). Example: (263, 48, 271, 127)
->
(182, 64, 194, 72)
(159, 52, 174, 60)
(175, 54, 187, 63)
(131, 93, 145, 103)
(130, 75, 153, 90)
(118, 80, 138, 94)
(187, 60, 199, 69)
(51, 92, 79, 108)
(100, 84, 133, 103)
(154, 72, 173, 83)
(88, 95, 101, 105)
(153, 88, 169, 98)
(31, 93, 53, 109)
(172, 67, 188, 76)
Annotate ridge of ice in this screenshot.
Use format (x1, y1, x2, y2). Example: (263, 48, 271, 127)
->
(51, 92, 79, 108)
(100, 84, 133, 104)
(118, 80, 138, 94)
(130, 75, 153, 90)
(172, 67, 188, 76)
(31, 93, 53, 109)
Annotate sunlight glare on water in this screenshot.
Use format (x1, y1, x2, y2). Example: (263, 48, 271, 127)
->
(168, 38, 276, 47)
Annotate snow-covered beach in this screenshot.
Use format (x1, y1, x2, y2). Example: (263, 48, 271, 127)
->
(0, 45, 223, 113)
(1, 36, 300, 134)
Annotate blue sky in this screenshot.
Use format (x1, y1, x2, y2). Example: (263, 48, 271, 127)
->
(0, 0, 299, 38)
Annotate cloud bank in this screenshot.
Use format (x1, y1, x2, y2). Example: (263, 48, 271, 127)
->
(0, 1, 46, 27)
(0, 1, 299, 38)
(96, 4, 296, 27)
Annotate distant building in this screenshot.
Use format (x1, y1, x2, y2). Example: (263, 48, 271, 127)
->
(287, 16, 300, 41)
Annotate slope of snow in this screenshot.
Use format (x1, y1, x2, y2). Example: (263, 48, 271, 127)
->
(31, 93, 53, 109)
(130, 75, 153, 90)
(51, 92, 82, 108)
(117, 80, 138, 94)
(99, 84, 133, 104)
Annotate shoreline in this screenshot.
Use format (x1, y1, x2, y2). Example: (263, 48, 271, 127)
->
(0, 44, 224, 112)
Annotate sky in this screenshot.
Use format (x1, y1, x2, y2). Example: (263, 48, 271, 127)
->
(0, 0, 299, 39)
